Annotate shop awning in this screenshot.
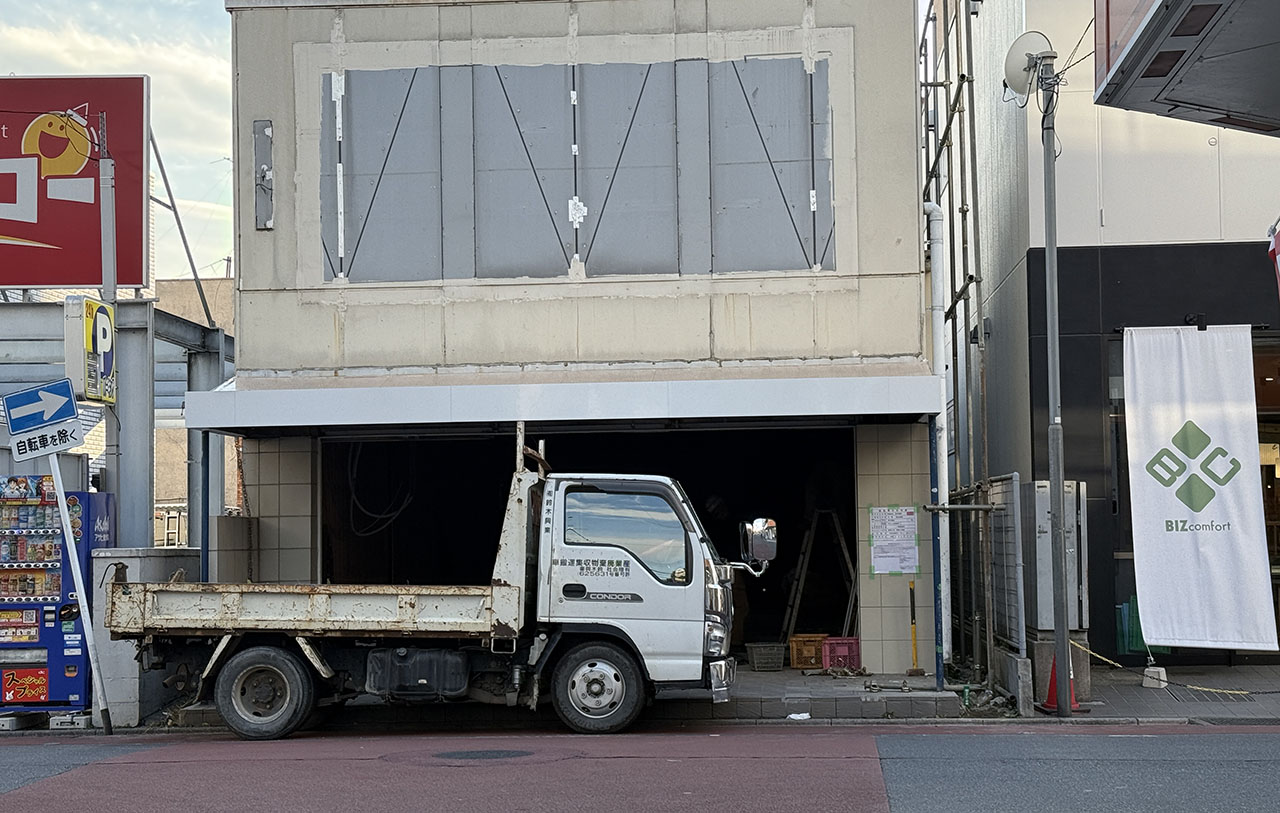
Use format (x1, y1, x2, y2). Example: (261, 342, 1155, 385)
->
(185, 374, 945, 434)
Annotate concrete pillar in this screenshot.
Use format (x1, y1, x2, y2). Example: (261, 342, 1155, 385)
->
(110, 301, 155, 547)
(855, 423, 936, 674)
(186, 328, 227, 562)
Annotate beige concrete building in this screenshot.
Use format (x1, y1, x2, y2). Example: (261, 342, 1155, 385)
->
(195, 0, 944, 673)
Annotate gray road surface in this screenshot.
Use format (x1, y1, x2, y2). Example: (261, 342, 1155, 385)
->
(1, 724, 1276, 812)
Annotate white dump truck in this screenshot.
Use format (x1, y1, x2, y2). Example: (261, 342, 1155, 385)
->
(106, 434, 776, 739)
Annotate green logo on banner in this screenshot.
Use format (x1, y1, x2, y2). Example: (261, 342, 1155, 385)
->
(1145, 420, 1241, 512)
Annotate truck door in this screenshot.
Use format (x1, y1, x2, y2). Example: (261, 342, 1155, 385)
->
(545, 481, 704, 682)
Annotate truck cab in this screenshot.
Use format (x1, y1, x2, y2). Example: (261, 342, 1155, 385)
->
(538, 473, 747, 730)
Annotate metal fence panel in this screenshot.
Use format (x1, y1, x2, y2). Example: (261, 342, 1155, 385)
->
(988, 473, 1025, 657)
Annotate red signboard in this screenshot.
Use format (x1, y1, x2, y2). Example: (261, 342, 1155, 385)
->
(2, 667, 49, 703)
(0, 76, 149, 288)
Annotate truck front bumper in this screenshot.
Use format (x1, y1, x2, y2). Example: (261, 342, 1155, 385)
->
(708, 657, 735, 703)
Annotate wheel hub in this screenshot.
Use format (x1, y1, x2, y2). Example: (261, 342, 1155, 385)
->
(569, 659, 625, 719)
(249, 675, 282, 710)
(232, 665, 291, 722)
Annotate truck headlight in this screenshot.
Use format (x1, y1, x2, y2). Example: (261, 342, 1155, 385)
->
(704, 620, 728, 657)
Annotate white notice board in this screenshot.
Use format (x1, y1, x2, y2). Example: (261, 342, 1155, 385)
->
(869, 505, 919, 575)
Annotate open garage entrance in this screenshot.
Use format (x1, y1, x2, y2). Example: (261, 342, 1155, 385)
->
(320, 422, 863, 644)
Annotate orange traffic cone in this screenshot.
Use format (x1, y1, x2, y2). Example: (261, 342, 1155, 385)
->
(1034, 652, 1088, 714)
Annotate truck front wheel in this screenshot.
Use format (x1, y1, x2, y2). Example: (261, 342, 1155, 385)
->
(214, 646, 316, 740)
(551, 642, 645, 734)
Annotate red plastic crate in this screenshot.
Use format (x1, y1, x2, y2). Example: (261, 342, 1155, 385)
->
(822, 637, 861, 670)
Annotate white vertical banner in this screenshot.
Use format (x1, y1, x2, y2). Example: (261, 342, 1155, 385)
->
(1124, 325, 1277, 650)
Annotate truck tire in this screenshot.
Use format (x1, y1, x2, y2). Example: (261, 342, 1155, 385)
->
(551, 642, 645, 734)
(214, 646, 316, 740)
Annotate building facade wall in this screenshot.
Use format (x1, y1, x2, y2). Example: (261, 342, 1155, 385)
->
(970, 0, 1280, 484)
(856, 422, 935, 674)
(220, 0, 939, 665)
(228, 0, 929, 384)
(963, 0, 1033, 484)
(1024, 241, 1280, 659)
(1021, 0, 1280, 660)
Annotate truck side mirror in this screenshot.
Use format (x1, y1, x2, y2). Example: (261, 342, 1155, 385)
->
(740, 518, 778, 563)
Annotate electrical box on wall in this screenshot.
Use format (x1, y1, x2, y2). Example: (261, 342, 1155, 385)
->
(1021, 480, 1089, 631)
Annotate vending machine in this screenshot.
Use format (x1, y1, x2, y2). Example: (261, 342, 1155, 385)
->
(0, 474, 114, 713)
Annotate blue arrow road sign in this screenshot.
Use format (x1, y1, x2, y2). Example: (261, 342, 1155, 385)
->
(3, 379, 79, 435)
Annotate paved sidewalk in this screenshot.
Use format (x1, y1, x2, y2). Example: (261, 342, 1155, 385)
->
(1084, 663, 1280, 723)
(656, 666, 963, 722)
(8, 661, 1280, 734)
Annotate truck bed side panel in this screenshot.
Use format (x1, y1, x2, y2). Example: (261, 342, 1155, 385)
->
(106, 583, 496, 638)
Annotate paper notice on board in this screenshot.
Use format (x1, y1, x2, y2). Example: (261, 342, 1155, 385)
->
(871, 541, 919, 574)
(869, 506, 919, 574)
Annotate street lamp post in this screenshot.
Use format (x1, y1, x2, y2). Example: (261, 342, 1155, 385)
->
(1039, 51, 1072, 718)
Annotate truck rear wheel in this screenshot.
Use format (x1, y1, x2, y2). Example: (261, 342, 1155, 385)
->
(551, 642, 645, 734)
(215, 646, 316, 740)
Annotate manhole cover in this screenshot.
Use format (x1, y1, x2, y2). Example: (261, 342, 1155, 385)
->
(433, 749, 534, 760)
(1165, 686, 1254, 703)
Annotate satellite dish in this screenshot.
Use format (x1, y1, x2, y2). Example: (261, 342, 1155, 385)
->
(1003, 31, 1054, 98)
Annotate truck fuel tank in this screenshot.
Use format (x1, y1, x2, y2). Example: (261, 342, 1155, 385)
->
(365, 648, 469, 700)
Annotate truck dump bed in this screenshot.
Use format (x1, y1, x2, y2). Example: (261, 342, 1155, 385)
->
(106, 470, 540, 640)
(105, 582, 501, 638)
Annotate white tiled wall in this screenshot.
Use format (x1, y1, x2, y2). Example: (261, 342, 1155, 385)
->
(237, 437, 317, 583)
(855, 422, 936, 674)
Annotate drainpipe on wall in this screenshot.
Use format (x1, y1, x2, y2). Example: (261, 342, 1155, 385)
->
(924, 201, 953, 674)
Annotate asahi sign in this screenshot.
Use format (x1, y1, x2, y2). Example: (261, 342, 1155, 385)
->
(1124, 326, 1277, 650)
(0, 76, 150, 289)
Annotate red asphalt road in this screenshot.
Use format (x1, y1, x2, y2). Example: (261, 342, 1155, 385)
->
(0, 726, 889, 813)
(5, 723, 1275, 813)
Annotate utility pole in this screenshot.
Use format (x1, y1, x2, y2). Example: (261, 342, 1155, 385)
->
(98, 114, 120, 502)
(92, 111, 118, 734)
(99, 113, 117, 304)
(1039, 52, 1072, 718)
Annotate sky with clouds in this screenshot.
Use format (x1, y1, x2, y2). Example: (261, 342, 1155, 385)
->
(3, 0, 233, 281)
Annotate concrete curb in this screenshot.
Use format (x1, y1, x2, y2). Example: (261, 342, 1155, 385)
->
(7, 706, 1280, 737)
(12, 712, 1275, 738)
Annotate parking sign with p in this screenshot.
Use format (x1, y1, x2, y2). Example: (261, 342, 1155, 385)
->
(64, 296, 116, 404)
